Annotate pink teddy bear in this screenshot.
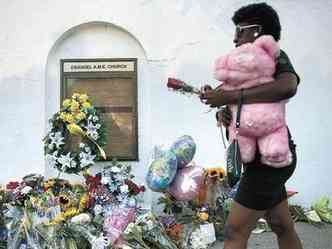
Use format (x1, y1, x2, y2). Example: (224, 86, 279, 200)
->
(214, 35, 292, 167)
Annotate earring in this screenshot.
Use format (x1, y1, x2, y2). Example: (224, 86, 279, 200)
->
(254, 32, 259, 37)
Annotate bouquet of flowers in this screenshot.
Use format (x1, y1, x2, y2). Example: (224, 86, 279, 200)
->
(123, 211, 178, 249)
(2, 174, 99, 249)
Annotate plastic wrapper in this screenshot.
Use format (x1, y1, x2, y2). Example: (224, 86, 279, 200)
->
(168, 166, 204, 201)
(5, 206, 97, 249)
(122, 223, 150, 249)
(135, 211, 178, 249)
(228, 180, 240, 199)
(104, 205, 136, 245)
(6, 208, 44, 249)
(174, 223, 216, 249)
(188, 225, 214, 249)
(64, 224, 109, 249)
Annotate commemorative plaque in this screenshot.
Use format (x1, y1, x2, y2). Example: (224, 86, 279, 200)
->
(61, 58, 138, 161)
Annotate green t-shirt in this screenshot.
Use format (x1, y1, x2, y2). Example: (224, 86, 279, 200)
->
(274, 49, 299, 151)
(274, 50, 300, 84)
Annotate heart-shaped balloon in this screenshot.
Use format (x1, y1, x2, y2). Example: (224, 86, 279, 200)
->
(168, 165, 204, 201)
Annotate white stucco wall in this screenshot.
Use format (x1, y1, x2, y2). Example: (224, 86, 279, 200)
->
(0, 0, 331, 207)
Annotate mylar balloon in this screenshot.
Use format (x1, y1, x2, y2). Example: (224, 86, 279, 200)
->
(146, 151, 178, 192)
(170, 135, 196, 168)
(168, 165, 204, 201)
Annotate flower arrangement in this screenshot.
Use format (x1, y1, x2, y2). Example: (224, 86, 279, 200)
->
(0, 159, 146, 249)
(2, 174, 97, 249)
(44, 93, 107, 174)
(123, 211, 178, 249)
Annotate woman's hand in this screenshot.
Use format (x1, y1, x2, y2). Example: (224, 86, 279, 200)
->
(200, 84, 213, 93)
(200, 89, 234, 108)
(199, 84, 213, 104)
(216, 106, 232, 127)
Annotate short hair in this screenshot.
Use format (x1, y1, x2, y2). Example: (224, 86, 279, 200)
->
(232, 2, 281, 41)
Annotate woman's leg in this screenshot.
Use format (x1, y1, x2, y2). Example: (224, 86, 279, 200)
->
(265, 199, 303, 249)
(224, 201, 265, 249)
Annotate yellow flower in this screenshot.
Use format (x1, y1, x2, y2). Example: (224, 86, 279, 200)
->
(30, 197, 38, 206)
(59, 112, 67, 121)
(48, 207, 80, 226)
(79, 94, 89, 103)
(62, 99, 71, 108)
(205, 167, 226, 180)
(67, 124, 85, 136)
(67, 114, 75, 123)
(44, 179, 56, 189)
(64, 207, 80, 218)
(48, 213, 65, 225)
(72, 93, 80, 99)
(197, 212, 209, 221)
(79, 193, 89, 211)
(70, 100, 80, 112)
(75, 112, 86, 121)
(59, 194, 72, 209)
(60, 112, 75, 123)
(82, 101, 91, 109)
(52, 215, 65, 225)
(82, 168, 91, 177)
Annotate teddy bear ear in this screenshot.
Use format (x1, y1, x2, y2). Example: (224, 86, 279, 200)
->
(254, 35, 280, 58)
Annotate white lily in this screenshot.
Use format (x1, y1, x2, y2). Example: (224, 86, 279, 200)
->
(86, 121, 99, 140)
(49, 131, 65, 148)
(79, 151, 96, 167)
(58, 152, 76, 170)
(71, 213, 91, 224)
(94, 204, 103, 216)
(21, 186, 32, 194)
(46, 151, 58, 168)
(110, 166, 121, 173)
(91, 236, 110, 249)
(120, 184, 129, 193)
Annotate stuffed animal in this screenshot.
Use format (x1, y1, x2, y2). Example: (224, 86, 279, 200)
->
(214, 35, 292, 167)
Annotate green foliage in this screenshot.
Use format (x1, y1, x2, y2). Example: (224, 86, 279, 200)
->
(312, 197, 332, 223)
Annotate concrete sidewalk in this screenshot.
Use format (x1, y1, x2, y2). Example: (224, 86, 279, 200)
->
(211, 222, 332, 249)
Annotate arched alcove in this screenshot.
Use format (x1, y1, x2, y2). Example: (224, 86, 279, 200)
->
(45, 21, 151, 187)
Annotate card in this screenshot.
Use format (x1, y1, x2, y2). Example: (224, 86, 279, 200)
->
(200, 223, 216, 244)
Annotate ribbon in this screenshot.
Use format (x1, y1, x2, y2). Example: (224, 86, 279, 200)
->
(67, 124, 106, 160)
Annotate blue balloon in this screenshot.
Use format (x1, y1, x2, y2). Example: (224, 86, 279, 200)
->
(146, 151, 178, 192)
(170, 135, 196, 168)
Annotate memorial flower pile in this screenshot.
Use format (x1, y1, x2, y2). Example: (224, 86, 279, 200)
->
(0, 160, 146, 249)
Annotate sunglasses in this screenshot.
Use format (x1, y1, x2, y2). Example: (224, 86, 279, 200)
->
(235, 24, 262, 35)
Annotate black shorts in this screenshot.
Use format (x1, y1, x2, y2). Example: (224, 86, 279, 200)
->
(234, 144, 297, 211)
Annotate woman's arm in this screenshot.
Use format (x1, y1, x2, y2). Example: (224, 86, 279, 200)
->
(201, 72, 298, 107)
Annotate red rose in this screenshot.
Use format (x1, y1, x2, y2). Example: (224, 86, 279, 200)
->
(125, 179, 145, 195)
(86, 174, 102, 192)
(167, 78, 184, 90)
(6, 181, 19, 190)
(139, 185, 146, 192)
